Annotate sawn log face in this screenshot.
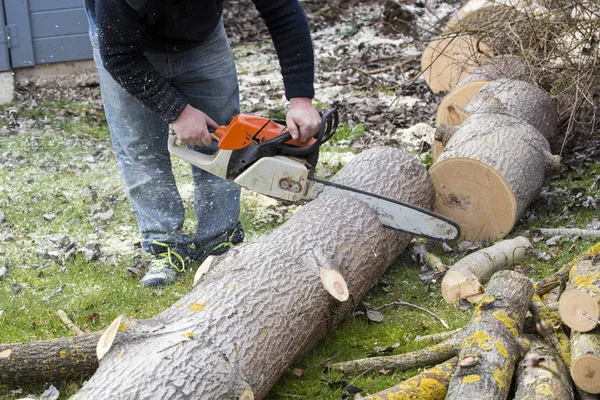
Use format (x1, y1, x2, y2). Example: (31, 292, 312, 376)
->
(70, 147, 435, 400)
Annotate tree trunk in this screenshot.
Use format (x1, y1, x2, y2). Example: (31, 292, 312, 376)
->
(560, 259, 600, 332)
(362, 358, 457, 400)
(0, 333, 100, 385)
(514, 335, 574, 400)
(446, 270, 534, 400)
(571, 331, 600, 394)
(429, 112, 555, 241)
(69, 147, 435, 400)
(441, 236, 532, 304)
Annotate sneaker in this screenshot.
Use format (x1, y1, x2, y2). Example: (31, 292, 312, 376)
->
(208, 223, 245, 256)
(141, 241, 188, 287)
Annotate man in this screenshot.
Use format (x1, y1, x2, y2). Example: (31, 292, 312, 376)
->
(84, 0, 321, 287)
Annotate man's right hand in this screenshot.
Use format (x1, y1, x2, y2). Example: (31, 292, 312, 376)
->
(172, 104, 218, 147)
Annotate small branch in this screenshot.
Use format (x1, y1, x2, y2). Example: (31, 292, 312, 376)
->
(328, 335, 461, 374)
(55, 310, 84, 336)
(414, 328, 463, 344)
(531, 228, 600, 240)
(374, 300, 449, 329)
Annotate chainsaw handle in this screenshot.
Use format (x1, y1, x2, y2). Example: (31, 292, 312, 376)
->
(278, 108, 338, 156)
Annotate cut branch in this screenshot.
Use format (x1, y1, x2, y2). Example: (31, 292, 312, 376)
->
(559, 259, 600, 332)
(571, 331, 600, 394)
(328, 334, 461, 375)
(441, 236, 532, 304)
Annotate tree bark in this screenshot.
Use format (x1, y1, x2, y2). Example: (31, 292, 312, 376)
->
(0, 333, 100, 385)
(328, 335, 461, 375)
(571, 330, 600, 394)
(69, 147, 435, 400)
(441, 236, 532, 304)
(534, 243, 600, 296)
(559, 260, 600, 332)
(362, 358, 457, 400)
(530, 293, 571, 367)
(514, 335, 574, 400)
(445, 270, 534, 400)
(429, 112, 555, 241)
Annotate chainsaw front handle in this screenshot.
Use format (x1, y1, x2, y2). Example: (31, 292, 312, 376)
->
(278, 108, 339, 156)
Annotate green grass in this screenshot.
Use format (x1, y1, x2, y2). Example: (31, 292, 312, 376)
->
(0, 99, 599, 399)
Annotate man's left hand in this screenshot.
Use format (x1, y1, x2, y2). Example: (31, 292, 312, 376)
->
(286, 98, 321, 142)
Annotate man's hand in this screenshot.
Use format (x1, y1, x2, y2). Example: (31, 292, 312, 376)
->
(172, 104, 218, 147)
(286, 98, 321, 142)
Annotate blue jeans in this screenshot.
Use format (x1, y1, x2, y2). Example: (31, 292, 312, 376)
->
(88, 18, 241, 256)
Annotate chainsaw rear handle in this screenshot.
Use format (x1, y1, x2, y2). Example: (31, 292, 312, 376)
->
(277, 108, 339, 156)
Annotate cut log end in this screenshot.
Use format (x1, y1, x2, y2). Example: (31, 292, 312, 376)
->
(193, 255, 215, 287)
(441, 270, 485, 304)
(559, 289, 600, 332)
(96, 315, 127, 361)
(239, 388, 254, 400)
(422, 36, 492, 93)
(319, 267, 349, 302)
(435, 81, 489, 127)
(572, 355, 600, 394)
(430, 157, 517, 241)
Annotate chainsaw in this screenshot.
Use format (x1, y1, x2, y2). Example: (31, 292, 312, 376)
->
(168, 109, 460, 242)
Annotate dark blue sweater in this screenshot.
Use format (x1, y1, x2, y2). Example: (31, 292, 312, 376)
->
(86, 0, 315, 122)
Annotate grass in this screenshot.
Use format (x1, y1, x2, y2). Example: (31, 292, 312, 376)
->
(0, 98, 599, 399)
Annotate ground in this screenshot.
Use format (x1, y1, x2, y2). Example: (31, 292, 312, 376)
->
(0, 0, 599, 399)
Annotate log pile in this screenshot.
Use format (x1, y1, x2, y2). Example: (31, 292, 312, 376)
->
(332, 243, 600, 399)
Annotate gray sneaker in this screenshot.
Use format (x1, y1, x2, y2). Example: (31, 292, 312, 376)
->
(141, 242, 187, 287)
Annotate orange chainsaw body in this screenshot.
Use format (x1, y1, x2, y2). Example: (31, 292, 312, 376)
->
(214, 114, 316, 150)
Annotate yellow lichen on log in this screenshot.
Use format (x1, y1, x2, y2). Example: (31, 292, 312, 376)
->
(362, 358, 457, 400)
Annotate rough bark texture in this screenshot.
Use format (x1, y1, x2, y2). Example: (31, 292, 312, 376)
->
(446, 270, 534, 400)
(362, 357, 457, 400)
(559, 260, 600, 332)
(0, 333, 101, 385)
(530, 293, 571, 367)
(465, 79, 558, 141)
(441, 236, 532, 304)
(534, 243, 600, 296)
(430, 112, 554, 241)
(534, 228, 600, 240)
(571, 331, 600, 394)
(70, 147, 435, 400)
(514, 335, 574, 400)
(329, 334, 461, 375)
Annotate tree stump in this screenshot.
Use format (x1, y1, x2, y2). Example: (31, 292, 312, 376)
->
(559, 259, 600, 332)
(446, 270, 534, 400)
(69, 147, 435, 400)
(429, 113, 555, 241)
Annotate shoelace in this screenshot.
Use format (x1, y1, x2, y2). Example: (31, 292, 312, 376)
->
(211, 227, 240, 252)
(151, 241, 186, 273)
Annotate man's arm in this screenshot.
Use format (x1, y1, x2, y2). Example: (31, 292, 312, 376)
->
(253, 0, 321, 141)
(94, 1, 188, 122)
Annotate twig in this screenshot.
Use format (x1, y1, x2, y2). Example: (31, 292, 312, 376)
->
(414, 328, 462, 343)
(43, 284, 66, 302)
(374, 300, 450, 329)
(55, 310, 84, 336)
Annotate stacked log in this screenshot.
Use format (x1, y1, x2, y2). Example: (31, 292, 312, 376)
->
(429, 111, 556, 241)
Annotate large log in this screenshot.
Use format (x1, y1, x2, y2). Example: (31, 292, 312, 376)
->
(559, 259, 600, 332)
(434, 55, 530, 130)
(429, 112, 555, 241)
(441, 236, 532, 304)
(446, 270, 534, 400)
(514, 335, 574, 400)
(69, 147, 435, 399)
